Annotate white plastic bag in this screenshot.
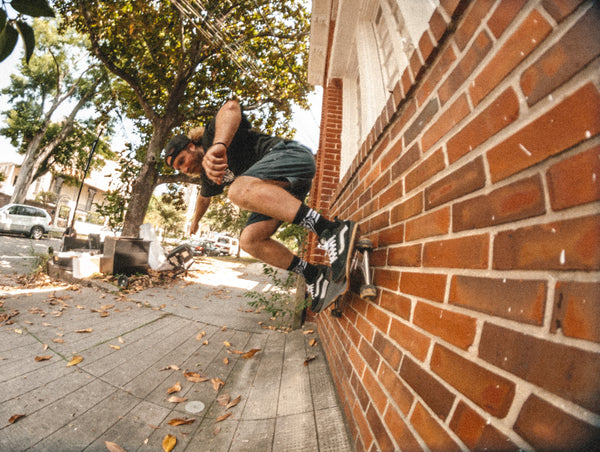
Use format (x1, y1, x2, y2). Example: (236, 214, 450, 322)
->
(139, 223, 173, 271)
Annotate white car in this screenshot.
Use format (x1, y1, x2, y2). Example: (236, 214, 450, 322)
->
(0, 203, 55, 240)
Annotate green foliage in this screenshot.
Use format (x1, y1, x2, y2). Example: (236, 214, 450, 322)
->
(203, 188, 249, 239)
(34, 190, 57, 205)
(244, 264, 308, 326)
(145, 190, 187, 240)
(0, 0, 54, 64)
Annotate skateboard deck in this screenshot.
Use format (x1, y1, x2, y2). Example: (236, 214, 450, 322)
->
(318, 235, 377, 316)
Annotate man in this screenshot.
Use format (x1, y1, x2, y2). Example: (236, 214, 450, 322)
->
(164, 99, 357, 313)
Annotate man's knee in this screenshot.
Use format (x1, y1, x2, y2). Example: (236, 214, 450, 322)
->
(228, 178, 252, 207)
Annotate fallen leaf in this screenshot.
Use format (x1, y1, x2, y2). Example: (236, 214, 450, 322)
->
(118, 337, 125, 344)
(196, 331, 206, 340)
(100, 311, 109, 318)
(109, 345, 120, 350)
(202, 340, 209, 346)
(303, 329, 314, 335)
(168, 417, 195, 426)
(224, 341, 232, 347)
(43, 344, 48, 351)
(24, 320, 33, 325)
(226, 395, 241, 410)
(167, 396, 187, 403)
(213, 425, 221, 435)
(101, 304, 115, 310)
(67, 355, 83, 367)
(223, 357, 229, 365)
(221, 325, 227, 331)
(167, 381, 182, 394)
(160, 365, 180, 371)
(184, 372, 208, 383)
(309, 339, 317, 347)
(8, 414, 25, 424)
(162, 434, 176, 452)
(35, 355, 52, 362)
(104, 441, 126, 452)
(14, 329, 22, 334)
(76, 305, 85, 310)
(241, 348, 261, 359)
(216, 412, 232, 422)
(228, 349, 245, 355)
(75, 328, 93, 333)
(211, 378, 224, 392)
(304, 355, 317, 366)
(217, 394, 230, 406)
(52, 338, 65, 343)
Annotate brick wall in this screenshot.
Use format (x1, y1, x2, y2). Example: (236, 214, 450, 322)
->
(310, 1, 600, 450)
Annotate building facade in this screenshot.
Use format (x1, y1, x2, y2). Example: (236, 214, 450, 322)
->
(307, 0, 599, 450)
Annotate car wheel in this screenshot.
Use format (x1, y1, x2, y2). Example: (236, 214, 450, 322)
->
(30, 226, 44, 240)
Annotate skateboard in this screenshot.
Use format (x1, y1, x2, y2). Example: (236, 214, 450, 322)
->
(321, 236, 377, 317)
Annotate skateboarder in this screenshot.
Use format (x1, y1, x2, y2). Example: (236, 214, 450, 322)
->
(164, 99, 357, 312)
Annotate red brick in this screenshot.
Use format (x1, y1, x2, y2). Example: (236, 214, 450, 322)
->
(384, 404, 422, 451)
(450, 275, 546, 325)
(419, 30, 435, 63)
(429, 9, 448, 43)
(552, 281, 600, 343)
(359, 337, 382, 374)
(448, 88, 520, 163)
(378, 360, 414, 415)
(353, 402, 374, 449)
(542, 0, 587, 22)
(406, 148, 445, 192)
(479, 322, 600, 414)
(488, 0, 528, 38)
(389, 318, 431, 362)
(470, 9, 552, 106)
(423, 234, 489, 269)
(425, 157, 486, 209)
(400, 272, 447, 303)
(410, 402, 462, 452)
(546, 145, 600, 210)
(405, 99, 439, 146)
(363, 368, 388, 413)
(410, 49, 424, 79)
(431, 344, 516, 418)
(454, 0, 495, 50)
(453, 175, 546, 232)
(366, 304, 391, 334)
(368, 210, 390, 233)
(373, 331, 403, 370)
(390, 99, 417, 140)
(378, 290, 412, 321)
(440, 0, 471, 19)
(401, 356, 456, 420)
(366, 404, 396, 452)
(373, 268, 400, 292)
(356, 314, 375, 343)
(378, 223, 404, 247)
(493, 215, 600, 271)
(422, 94, 470, 152)
(417, 45, 457, 107)
(388, 244, 422, 268)
(487, 83, 600, 182)
(515, 394, 600, 450)
(406, 207, 450, 241)
(413, 302, 477, 350)
(439, 31, 492, 105)
(450, 401, 519, 451)
(522, 4, 600, 106)
(379, 178, 404, 208)
(391, 193, 423, 223)
(392, 143, 421, 179)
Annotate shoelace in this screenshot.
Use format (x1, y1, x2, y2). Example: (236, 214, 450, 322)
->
(323, 235, 339, 264)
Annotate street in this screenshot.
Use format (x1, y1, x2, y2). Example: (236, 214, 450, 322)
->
(0, 234, 61, 275)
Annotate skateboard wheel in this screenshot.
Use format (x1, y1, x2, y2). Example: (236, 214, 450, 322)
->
(117, 275, 129, 289)
(360, 284, 377, 302)
(331, 308, 343, 318)
(356, 238, 373, 252)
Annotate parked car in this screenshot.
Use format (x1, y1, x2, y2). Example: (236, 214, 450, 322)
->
(0, 203, 56, 240)
(215, 236, 239, 256)
(187, 240, 223, 257)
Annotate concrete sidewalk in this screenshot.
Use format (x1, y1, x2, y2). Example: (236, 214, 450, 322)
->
(0, 258, 353, 451)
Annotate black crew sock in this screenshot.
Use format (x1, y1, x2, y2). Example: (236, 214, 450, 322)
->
(287, 255, 320, 283)
(292, 204, 336, 236)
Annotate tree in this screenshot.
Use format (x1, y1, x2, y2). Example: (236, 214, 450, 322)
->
(54, 0, 312, 237)
(145, 191, 187, 241)
(1, 20, 115, 204)
(0, 0, 55, 64)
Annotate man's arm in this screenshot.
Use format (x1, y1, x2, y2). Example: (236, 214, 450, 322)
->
(202, 99, 242, 185)
(189, 194, 211, 235)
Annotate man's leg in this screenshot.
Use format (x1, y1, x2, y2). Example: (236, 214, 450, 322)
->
(239, 218, 294, 270)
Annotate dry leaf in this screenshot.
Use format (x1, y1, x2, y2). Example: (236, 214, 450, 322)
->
(160, 365, 180, 371)
(67, 355, 83, 367)
(109, 345, 120, 350)
(167, 396, 187, 403)
(8, 414, 25, 424)
(223, 341, 232, 347)
(118, 337, 125, 344)
(309, 339, 317, 347)
(196, 331, 206, 340)
(303, 329, 315, 335)
(101, 304, 115, 310)
(217, 394, 230, 406)
(75, 328, 93, 333)
(100, 311, 109, 318)
(14, 329, 22, 334)
(184, 372, 208, 383)
(52, 338, 65, 343)
(216, 412, 232, 422)
(202, 340, 209, 346)
(162, 434, 176, 452)
(43, 344, 49, 351)
(223, 357, 229, 365)
(167, 381, 182, 394)
(226, 395, 241, 410)
(213, 425, 221, 435)
(228, 349, 245, 355)
(304, 355, 317, 366)
(168, 417, 195, 426)
(241, 348, 261, 359)
(211, 378, 224, 392)
(221, 325, 227, 331)
(104, 441, 126, 452)
(35, 355, 52, 362)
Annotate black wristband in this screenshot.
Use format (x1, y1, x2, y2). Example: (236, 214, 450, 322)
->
(212, 142, 228, 151)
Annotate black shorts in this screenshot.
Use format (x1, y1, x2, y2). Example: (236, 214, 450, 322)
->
(242, 141, 316, 226)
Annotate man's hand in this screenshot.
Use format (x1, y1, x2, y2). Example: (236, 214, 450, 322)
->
(202, 143, 228, 184)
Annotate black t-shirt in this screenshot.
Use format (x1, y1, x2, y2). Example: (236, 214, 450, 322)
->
(200, 109, 282, 197)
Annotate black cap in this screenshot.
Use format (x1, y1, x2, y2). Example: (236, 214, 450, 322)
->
(164, 135, 191, 168)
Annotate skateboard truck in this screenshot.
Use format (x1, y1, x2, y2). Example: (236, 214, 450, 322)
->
(331, 237, 376, 317)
